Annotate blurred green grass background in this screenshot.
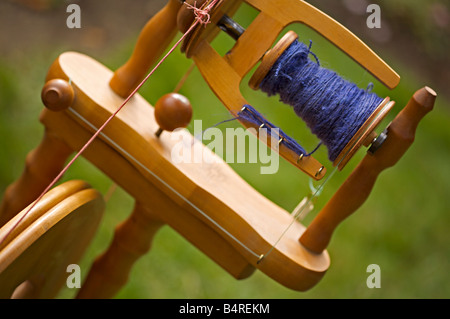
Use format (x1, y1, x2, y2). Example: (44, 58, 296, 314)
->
(0, 0, 449, 298)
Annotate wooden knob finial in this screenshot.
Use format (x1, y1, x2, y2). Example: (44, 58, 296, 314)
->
(154, 93, 193, 137)
(41, 79, 74, 111)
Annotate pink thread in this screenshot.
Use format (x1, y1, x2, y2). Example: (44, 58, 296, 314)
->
(185, 1, 211, 26)
(0, 0, 220, 246)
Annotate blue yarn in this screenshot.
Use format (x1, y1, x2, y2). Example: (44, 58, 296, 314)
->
(200, 105, 313, 157)
(259, 40, 383, 161)
(237, 104, 313, 156)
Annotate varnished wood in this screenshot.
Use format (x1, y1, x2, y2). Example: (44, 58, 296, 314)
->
(192, 40, 327, 180)
(109, 0, 182, 98)
(249, 32, 396, 171)
(177, 0, 209, 33)
(334, 98, 395, 170)
(0, 130, 73, 227)
(41, 79, 75, 112)
(1, 0, 434, 298)
(244, 0, 400, 89)
(41, 51, 330, 292)
(181, 0, 243, 56)
(0, 180, 104, 299)
(180, 0, 401, 177)
(248, 31, 299, 90)
(183, 0, 399, 88)
(299, 87, 436, 253)
(0, 180, 89, 250)
(39, 102, 255, 282)
(154, 93, 193, 135)
(76, 202, 163, 299)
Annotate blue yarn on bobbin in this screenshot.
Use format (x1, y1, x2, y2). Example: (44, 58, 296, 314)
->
(259, 40, 383, 162)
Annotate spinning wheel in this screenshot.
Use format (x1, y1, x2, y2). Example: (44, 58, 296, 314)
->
(0, 180, 104, 299)
(0, 0, 436, 298)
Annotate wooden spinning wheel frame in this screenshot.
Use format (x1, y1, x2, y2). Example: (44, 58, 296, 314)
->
(0, 0, 436, 299)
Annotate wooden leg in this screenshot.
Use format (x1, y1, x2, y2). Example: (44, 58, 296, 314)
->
(0, 130, 73, 226)
(76, 202, 164, 299)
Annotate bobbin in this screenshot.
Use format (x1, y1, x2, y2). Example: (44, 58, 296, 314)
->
(249, 31, 396, 170)
(177, 0, 400, 175)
